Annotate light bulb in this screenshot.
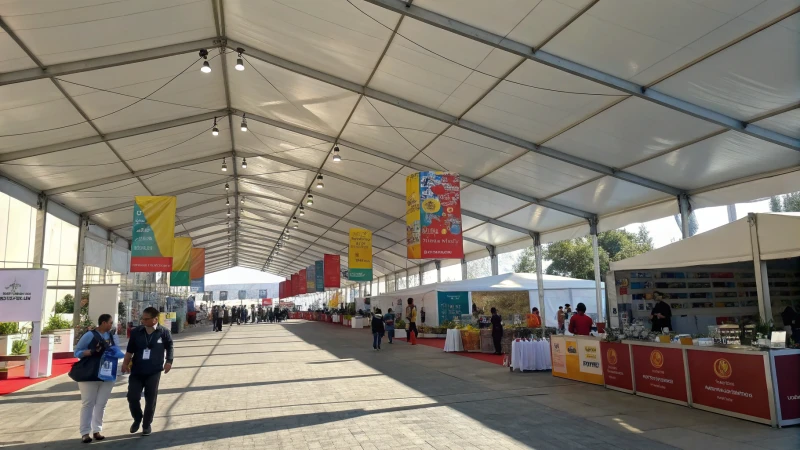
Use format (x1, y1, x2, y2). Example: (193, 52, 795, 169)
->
(332, 146, 341, 162)
(225, 182, 229, 191)
(221, 158, 227, 172)
(227, 209, 231, 217)
(241, 158, 247, 169)
(226, 198, 230, 206)
(240, 197, 245, 204)
(240, 116, 248, 132)
(299, 206, 305, 216)
(315, 174, 324, 189)
(306, 194, 313, 206)
(235, 58, 244, 71)
(201, 61, 211, 73)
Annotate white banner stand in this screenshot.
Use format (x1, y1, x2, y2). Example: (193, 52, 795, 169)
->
(0, 269, 48, 379)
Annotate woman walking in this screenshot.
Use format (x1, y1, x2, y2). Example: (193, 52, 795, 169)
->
(72, 314, 116, 443)
(384, 308, 395, 344)
(371, 308, 385, 350)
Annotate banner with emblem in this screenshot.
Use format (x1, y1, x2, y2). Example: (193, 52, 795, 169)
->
(131, 196, 177, 272)
(348, 228, 372, 281)
(169, 237, 192, 286)
(405, 172, 463, 259)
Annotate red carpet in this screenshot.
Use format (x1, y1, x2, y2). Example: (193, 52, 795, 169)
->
(397, 337, 504, 366)
(0, 358, 77, 396)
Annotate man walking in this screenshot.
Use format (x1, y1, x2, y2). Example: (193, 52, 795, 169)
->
(405, 298, 418, 344)
(122, 307, 174, 436)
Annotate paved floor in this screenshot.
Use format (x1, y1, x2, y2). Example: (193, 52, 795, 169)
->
(0, 321, 798, 450)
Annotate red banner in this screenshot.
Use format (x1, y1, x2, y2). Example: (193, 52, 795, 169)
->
(323, 254, 340, 288)
(261, 298, 273, 307)
(298, 269, 307, 294)
(687, 349, 771, 421)
(631, 344, 688, 403)
(601, 342, 633, 392)
(291, 274, 299, 297)
(774, 353, 800, 422)
(278, 281, 284, 299)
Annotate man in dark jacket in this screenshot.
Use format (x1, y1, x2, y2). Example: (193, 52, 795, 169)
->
(650, 296, 672, 332)
(371, 308, 385, 350)
(121, 307, 174, 436)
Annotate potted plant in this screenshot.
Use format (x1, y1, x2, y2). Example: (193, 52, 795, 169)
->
(394, 319, 406, 339)
(42, 315, 75, 355)
(0, 322, 25, 357)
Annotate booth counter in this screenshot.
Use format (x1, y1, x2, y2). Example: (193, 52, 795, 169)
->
(550, 335, 604, 386)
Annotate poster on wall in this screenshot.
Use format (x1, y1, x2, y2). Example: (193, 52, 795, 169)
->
(406, 171, 463, 259)
(130, 196, 176, 272)
(298, 269, 308, 294)
(238, 290, 247, 300)
(631, 344, 688, 404)
(324, 254, 340, 288)
(601, 341, 634, 392)
(258, 289, 268, 298)
(437, 291, 468, 324)
(315, 260, 324, 292)
(306, 265, 315, 291)
(0, 269, 47, 322)
(219, 291, 228, 301)
(348, 228, 372, 281)
(169, 237, 192, 286)
(190, 248, 205, 292)
(262, 298, 273, 307)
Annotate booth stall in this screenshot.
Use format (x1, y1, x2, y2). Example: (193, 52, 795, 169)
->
(599, 213, 800, 427)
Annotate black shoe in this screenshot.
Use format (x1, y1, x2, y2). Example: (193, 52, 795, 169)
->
(142, 426, 151, 436)
(130, 421, 141, 434)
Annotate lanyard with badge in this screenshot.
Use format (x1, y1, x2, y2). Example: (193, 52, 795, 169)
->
(142, 328, 157, 360)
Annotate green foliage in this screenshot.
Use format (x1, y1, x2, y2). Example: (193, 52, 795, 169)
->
(54, 293, 87, 315)
(769, 192, 800, 213)
(395, 318, 406, 329)
(541, 226, 655, 280)
(42, 315, 72, 333)
(11, 339, 27, 355)
(512, 247, 537, 273)
(0, 322, 20, 335)
(118, 301, 127, 319)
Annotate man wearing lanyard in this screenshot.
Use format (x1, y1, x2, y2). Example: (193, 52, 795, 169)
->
(121, 307, 174, 436)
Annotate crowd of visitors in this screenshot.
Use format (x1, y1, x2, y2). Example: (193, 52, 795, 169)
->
(209, 304, 289, 331)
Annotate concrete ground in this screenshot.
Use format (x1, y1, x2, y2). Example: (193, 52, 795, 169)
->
(0, 320, 798, 450)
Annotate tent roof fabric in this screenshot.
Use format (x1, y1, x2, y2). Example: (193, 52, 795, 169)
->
(610, 213, 800, 271)
(0, 1, 798, 280)
(366, 272, 603, 299)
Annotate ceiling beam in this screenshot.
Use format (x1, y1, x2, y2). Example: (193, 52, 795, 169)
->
(85, 178, 232, 217)
(363, 0, 800, 152)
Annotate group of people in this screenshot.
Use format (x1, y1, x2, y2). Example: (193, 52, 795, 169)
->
(210, 305, 288, 331)
(74, 307, 174, 443)
(369, 298, 418, 350)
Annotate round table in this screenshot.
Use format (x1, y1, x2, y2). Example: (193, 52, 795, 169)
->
(443, 329, 464, 352)
(510, 339, 552, 372)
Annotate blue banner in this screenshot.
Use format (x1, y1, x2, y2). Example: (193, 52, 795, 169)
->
(315, 260, 324, 292)
(437, 291, 469, 324)
(190, 276, 204, 293)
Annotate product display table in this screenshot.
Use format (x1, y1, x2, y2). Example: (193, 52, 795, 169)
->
(443, 329, 464, 352)
(510, 339, 551, 372)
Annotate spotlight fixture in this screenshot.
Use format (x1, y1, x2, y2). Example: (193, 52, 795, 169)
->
(298, 206, 305, 216)
(306, 193, 314, 206)
(221, 158, 227, 172)
(199, 49, 211, 73)
(225, 182, 230, 191)
(292, 216, 299, 229)
(235, 48, 245, 71)
(316, 174, 324, 189)
(332, 145, 341, 162)
(227, 209, 231, 217)
(226, 197, 230, 206)
(240, 113, 248, 132)
(241, 157, 247, 169)
(212, 117, 219, 136)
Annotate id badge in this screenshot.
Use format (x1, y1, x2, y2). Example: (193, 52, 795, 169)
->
(143, 349, 151, 360)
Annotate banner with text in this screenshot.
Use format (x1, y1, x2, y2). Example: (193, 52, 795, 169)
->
(348, 228, 372, 281)
(169, 237, 192, 286)
(219, 291, 228, 301)
(0, 269, 48, 322)
(406, 172, 463, 260)
(131, 196, 176, 272)
(306, 265, 315, 291)
(298, 269, 307, 294)
(315, 260, 324, 292)
(437, 291, 468, 324)
(324, 254, 340, 288)
(189, 248, 205, 292)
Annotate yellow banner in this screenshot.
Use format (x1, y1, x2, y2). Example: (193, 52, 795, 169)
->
(348, 228, 372, 281)
(406, 173, 421, 259)
(170, 237, 192, 286)
(131, 196, 177, 272)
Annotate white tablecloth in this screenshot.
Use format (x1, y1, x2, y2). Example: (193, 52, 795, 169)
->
(510, 339, 551, 371)
(443, 329, 464, 352)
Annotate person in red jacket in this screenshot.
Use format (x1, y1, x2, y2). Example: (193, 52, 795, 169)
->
(568, 303, 593, 336)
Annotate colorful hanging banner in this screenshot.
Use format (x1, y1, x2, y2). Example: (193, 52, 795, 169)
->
(298, 269, 308, 294)
(328, 291, 340, 308)
(306, 265, 315, 291)
(189, 248, 205, 292)
(315, 260, 324, 292)
(406, 172, 463, 259)
(291, 274, 300, 296)
(169, 237, 192, 286)
(131, 196, 177, 272)
(348, 228, 372, 281)
(279, 280, 287, 299)
(323, 254, 340, 288)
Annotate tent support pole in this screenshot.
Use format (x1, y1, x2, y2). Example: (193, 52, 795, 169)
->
(32, 194, 48, 268)
(435, 260, 441, 283)
(678, 194, 691, 239)
(590, 219, 604, 324)
(461, 258, 467, 280)
(487, 245, 498, 276)
(748, 213, 772, 322)
(73, 217, 88, 330)
(532, 232, 546, 329)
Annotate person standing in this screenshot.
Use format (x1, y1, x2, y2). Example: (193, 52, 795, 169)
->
(384, 308, 395, 344)
(556, 306, 566, 333)
(405, 298, 418, 344)
(122, 307, 174, 436)
(490, 307, 503, 355)
(222, 306, 229, 329)
(527, 307, 542, 328)
(650, 297, 673, 332)
(240, 305, 247, 325)
(568, 303, 593, 336)
(211, 306, 220, 332)
(251, 305, 256, 323)
(73, 314, 116, 443)
(371, 308, 385, 350)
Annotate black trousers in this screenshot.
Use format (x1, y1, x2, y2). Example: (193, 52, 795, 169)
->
(408, 322, 418, 340)
(492, 332, 502, 354)
(127, 372, 162, 427)
(215, 318, 223, 331)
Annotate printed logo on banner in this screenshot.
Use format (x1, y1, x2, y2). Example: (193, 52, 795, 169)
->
(650, 349, 664, 369)
(578, 343, 602, 375)
(607, 348, 618, 365)
(550, 338, 567, 374)
(713, 358, 732, 379)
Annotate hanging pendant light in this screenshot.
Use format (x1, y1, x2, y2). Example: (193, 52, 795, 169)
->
(235, 48, 245, 71)
(299, 206, 305, 216)
(199, 49, 211, 73)
(225, 182, 229, 191)
(227, 209, 231, 217)
(316, 174, 324, 189)
(306, 194, 314, 206)
(332, 145, 341, 162)
(241, 157, 247, 169)
(240, 113, 248, 132)
(212, 117, 219, 136)
(226, 197, 230, 206)
(240, 196, 245, 204)
(221, 158, 227, 172)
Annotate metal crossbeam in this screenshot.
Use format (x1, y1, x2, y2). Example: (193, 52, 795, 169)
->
(84, 178, 232, 216)
(363, 0, 800, 151)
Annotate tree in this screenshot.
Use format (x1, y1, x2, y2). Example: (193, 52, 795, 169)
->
(512, 247, 537, 273)
(466, 258, 491, 279)
(770, 192, 800, 212)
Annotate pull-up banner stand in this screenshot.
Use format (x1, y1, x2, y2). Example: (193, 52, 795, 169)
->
(0, 269, 48, 378)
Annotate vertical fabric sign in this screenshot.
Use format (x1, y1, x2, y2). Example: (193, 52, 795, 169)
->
(298, 269, 307, 294)
(190, 248, 205, 292)
(291, 274, 300, 296)
(131, 196, 177, 272)
(348, 228, 372, 281)
(169, 237, 192, 286)
(406, 172, 463, 259)
(315, 260, 324, 292)
(306, 265, 315, 291)
(323, 254, 340, 288)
